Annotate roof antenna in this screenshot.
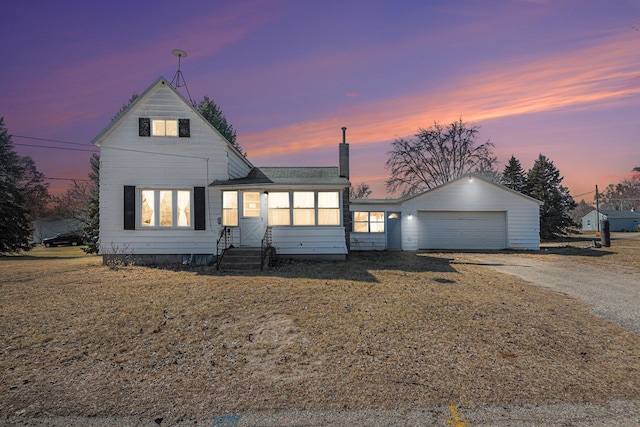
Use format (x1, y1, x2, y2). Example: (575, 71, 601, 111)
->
(170, 49, 193, 103)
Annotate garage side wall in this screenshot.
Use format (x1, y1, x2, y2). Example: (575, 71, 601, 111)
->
(400, 178, 540, 250)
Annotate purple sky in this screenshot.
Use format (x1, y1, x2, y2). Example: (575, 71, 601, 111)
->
(2, 0, 639, 200)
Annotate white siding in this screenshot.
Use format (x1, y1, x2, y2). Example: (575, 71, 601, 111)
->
(350, 233, 386, 250)
(349, 202, 401, 251)
(401, 177, 540, 250)
(97, 80, 250, 255)
(271, 227, 347, 255)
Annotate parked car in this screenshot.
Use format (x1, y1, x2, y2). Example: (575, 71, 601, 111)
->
(42, 233, 84, 247)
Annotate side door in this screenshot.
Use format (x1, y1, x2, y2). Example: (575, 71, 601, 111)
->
(240, 191, 265, 247)
(386, 212, 402, 250)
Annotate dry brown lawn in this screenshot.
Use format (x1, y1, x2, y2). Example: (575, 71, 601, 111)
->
(1, 236, 640, 422)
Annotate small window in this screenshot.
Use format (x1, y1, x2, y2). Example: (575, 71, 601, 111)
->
(152, 119, 178, 136)
(222, 191, 238, 226)
(268, 192, 290, 226)
(353, 211, 385, 233)
(243, 192, 261, 217)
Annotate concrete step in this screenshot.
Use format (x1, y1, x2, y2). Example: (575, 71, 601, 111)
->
(219, 247, 262, 271)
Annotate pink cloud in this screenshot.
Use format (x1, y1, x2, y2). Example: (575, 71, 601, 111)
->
(243, 31, 640, 160)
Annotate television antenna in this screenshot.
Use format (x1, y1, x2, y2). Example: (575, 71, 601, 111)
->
(170, 49, 193, 102)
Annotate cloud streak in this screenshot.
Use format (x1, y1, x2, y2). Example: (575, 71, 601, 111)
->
(243, 31, 640, 159)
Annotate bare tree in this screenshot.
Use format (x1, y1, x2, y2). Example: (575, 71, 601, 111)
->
(349, 182, 372, 199)
(385, 119, 496, 196)
(51, 180, 94, 225)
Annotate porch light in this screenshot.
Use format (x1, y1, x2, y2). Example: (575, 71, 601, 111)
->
(407, 214, 413, 219)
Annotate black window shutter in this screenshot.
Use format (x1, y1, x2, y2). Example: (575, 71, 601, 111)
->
(139, 118, 150, 137)
(124, 186, 136, 230)
(194, 187, 206, 230)
(179, 119, 190, 138)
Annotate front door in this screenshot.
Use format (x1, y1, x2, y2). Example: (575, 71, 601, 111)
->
(240, 192, 265, 247)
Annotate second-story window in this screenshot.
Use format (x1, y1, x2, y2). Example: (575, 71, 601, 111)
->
(139, 118, 190, 137)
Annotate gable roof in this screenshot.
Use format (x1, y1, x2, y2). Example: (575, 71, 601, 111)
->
(351, 173, 543, 205)
(91, 76, 251, 168)
(210, 166, 350, 187)
(584, 209, 640, 219)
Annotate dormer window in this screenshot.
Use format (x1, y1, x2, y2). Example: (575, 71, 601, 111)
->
(139, 117, 190, 137)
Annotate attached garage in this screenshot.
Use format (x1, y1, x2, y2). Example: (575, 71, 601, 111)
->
(417, 211, 507, 250)
(350, 174, 543, 251)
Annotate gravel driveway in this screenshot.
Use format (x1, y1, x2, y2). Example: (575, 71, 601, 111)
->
(465, 252, 640, 334)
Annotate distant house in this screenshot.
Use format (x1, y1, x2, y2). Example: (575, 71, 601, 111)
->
(350, 175, 543, 251)
(92, 76, 542, 266)
(581, 210, 640, 232)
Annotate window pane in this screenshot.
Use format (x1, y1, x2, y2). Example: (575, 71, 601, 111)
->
(160, 191, 173, 226)
(318, 192, 339, 208)
(177, 190, 191, 227)
(370, 222, 385, 233)
(141, 190, 155, 226)
(354, 222, 369, 233)
(222, 191, 238, 226)
(371, 212, 385, 222)
(354, 211, 369, 222)
(165, 120, 178, 136)
(268, 192, 289, 208)
(293, 208, 315, 225)
(223, 191, 238, 208)
(243, 192, 261, 217)
(152, 120, 166, 136)
(294, 192, 314, 208)
(318, 208, 340, 225)
(223, 210, 238, 226)
(268, 209, 290, 226)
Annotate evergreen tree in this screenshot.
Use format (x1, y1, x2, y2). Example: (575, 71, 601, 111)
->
(83, 153, 100, 254)
(526, 154, 576, 239)
(0, 117, 40, 253)
(502, 155, 527, 193)
(113, 93, 139, 121)
(194, 96, 243, 155)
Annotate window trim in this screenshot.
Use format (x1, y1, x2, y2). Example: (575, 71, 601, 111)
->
(352, 211, 385, 233)
(139, 117, 190, 138)
(222, 191, 239, 227)
(268, 191, 342, 227)
(139, 188, 194, 229)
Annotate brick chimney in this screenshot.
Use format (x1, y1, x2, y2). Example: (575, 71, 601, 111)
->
(339, 127, 351, 253)
(339, 126, 349, 179)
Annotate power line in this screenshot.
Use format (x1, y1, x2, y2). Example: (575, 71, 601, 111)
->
(13, 134, 95, 148)
(45, 177, 91, 182)
(573, 190, 596, 198)
(14, 142, 98, 153)
(13, 135, 207, 160)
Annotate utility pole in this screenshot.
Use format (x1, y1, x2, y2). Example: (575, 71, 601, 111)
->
(595, 185, 600, 232)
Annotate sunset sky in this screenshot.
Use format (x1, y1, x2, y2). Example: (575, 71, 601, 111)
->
(2, 0, 639, 200)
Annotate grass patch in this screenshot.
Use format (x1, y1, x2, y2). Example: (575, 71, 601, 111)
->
(1, 250, 639, 421)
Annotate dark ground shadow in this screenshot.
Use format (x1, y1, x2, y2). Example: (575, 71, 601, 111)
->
(188, 251, 459, 282)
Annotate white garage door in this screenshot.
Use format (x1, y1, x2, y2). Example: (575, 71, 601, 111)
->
(418, 211, 507, 250)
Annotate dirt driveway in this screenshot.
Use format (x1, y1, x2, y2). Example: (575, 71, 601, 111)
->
(465, 246, 640, 334)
